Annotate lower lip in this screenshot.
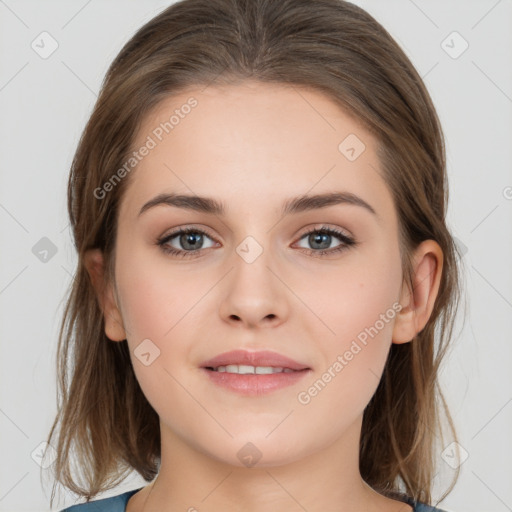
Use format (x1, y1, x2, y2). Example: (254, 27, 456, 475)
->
(201, 368, 311, 396)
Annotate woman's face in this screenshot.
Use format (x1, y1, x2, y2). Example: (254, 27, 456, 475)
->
(108, 81, 407, 467)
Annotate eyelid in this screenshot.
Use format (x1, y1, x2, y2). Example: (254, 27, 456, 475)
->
(298, 223, 353, 239)
(160, 224, 218, 240)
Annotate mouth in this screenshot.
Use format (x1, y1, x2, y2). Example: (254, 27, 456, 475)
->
(204, 365, 299, 374)
(200, 350, 311, 395)
(200, 349, 311, 372)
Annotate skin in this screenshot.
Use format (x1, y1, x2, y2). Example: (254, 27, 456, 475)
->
(85, 81, 443, 512)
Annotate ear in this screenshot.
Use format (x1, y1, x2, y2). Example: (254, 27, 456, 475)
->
(83, 248, 127, 342)
(392, 240, 443, 344)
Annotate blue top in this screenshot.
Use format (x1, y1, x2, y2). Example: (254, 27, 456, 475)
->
(60, 487, 451, 511)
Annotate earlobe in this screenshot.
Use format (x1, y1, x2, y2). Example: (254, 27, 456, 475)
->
(392, 240, 443, 344)
(83, 248, 127, 342)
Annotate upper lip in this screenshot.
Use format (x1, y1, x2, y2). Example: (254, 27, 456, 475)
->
(200, 350, 310, 371)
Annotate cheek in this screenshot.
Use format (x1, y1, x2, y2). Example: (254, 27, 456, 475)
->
(115, 245, 206, 341)
(301, 244, 402, 395)
(113, 251, 201, 416)
(304, 242, 401, 340)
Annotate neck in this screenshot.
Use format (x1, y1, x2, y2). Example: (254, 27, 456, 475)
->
(131, 414, 409, 512)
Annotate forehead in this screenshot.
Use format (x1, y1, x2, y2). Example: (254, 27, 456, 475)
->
(121, 81, 395, 224)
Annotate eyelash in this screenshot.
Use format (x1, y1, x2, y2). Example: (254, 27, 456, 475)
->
(156, 225, 357, 259)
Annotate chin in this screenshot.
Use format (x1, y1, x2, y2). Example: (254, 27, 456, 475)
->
(201, 432, 313, 470)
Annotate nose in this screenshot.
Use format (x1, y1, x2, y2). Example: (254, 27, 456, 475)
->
(218, 243, 289, 329)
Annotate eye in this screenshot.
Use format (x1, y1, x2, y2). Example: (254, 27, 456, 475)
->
(156, 224, 357, 259)
(294, 225, 356, 257)
(157, 227, 218, 258)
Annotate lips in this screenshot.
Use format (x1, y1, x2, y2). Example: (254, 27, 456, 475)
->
(200, 349, 310, 372)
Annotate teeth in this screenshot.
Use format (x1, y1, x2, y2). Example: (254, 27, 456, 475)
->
(214, 365, 295, 374)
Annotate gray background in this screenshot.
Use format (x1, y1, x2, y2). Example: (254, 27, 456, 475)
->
(0, 0, 511, 511)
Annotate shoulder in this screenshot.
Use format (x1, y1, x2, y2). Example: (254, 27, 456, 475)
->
(59, 488, 143, 512)
(399, 494, 452, 512)
(413, 501, 451, 512)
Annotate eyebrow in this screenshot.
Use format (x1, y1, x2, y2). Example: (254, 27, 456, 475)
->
(138, 191, 378, 218)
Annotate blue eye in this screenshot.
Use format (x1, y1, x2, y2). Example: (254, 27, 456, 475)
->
(157, 227, 218, 258)
(295, 226, 356, 257)
(156, 225, 356, 258)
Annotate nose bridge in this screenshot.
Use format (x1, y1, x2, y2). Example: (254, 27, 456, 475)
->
(230, 232, 275, 294)
(218, 231, 287, 327)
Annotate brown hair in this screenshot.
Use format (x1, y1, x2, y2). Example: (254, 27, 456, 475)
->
(46, 0, 466, 507)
